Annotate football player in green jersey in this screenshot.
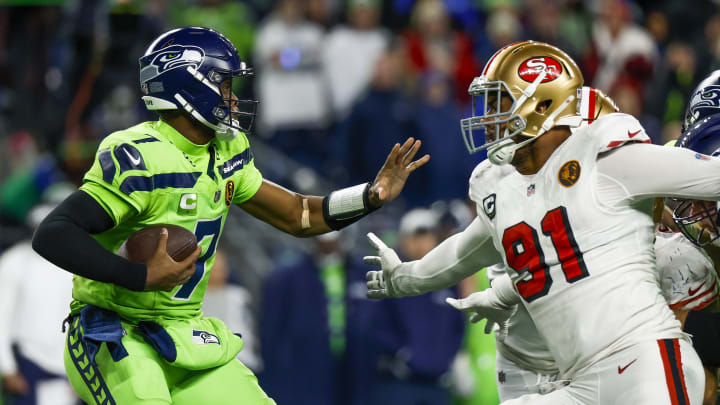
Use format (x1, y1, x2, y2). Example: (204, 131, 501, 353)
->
(32, 27, 429, 405)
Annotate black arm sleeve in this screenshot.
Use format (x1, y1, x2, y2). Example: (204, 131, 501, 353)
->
(32, 190, 147, 291)
(683, 310, 720, 368)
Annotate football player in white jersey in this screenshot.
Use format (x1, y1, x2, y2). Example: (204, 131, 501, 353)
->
(362, 41, 720, 404)
(478, 88, 618, 401)
(475, 230, 719, 403)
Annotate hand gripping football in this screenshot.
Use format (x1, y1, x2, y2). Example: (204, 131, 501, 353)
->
(119, 224, 198, 263)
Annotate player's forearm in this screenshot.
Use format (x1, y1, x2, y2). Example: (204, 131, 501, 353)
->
(241, 180, 378, 237)
(598, 144, 720, 203)
(391, 218, 502, 296)
(32, 191, 147, 291)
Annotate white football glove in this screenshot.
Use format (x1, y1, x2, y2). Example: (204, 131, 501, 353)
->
(364, 232, 403, 299)
(446, 288, 517, 334)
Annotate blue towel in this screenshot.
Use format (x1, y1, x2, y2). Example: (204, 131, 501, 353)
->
(77, 306, 129, 364)
(137, 321, 177, 363)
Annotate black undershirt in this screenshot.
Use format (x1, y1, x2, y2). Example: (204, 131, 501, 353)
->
(32, 190, 147, 291)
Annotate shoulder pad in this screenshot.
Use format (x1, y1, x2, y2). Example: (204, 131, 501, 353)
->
(468, 160, 493, 204)
(468, 160, 514, 204)
(590, 113, 652, 153)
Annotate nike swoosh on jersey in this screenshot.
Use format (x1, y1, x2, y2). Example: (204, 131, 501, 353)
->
(123, 148, 143, 166)
(688, 282, 705, 296)
(628, 130, 641, 138)
(618, 358, 637, 374)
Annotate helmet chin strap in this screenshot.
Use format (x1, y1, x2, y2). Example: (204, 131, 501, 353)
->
(214, 121, 240, 142)
(487, 132, 537, 165)
(487, 135, 516, 165)
(174, 94, 240, 141)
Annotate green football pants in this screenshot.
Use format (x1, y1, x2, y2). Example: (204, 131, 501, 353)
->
(63, 316, 275, 405)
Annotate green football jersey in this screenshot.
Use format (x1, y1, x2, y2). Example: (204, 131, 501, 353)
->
(72, 120, 262, 321)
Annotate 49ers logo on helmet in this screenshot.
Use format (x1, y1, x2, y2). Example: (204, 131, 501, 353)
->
(517, 57, 562, 83)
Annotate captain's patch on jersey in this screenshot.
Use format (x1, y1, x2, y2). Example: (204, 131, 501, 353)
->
(483, 193, 497, 219)
(558, 160, 581, 187)
(192, 330, 220, 345)
(225, 180, 235, 207)
(178, 193, 197, 215)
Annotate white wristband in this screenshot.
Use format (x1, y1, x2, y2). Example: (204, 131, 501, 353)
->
(326, 183, 368, 220)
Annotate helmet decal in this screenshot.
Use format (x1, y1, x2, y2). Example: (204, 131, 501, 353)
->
(140, 45, 205, 83)
(518, 57, 562, 83)
(689, 85, 720, 117)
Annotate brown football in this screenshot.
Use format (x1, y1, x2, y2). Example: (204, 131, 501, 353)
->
(119, 224, 198, 263)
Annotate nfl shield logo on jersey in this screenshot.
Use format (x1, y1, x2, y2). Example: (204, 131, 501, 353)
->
(192, 330, 221, 345)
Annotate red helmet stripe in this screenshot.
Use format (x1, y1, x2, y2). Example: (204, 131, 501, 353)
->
(587, 88, 596, 124)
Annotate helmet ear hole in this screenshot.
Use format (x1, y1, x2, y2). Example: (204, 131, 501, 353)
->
(535, 99, 552, 114)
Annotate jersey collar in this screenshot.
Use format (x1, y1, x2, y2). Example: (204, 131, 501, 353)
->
(154, 120, 211, 157)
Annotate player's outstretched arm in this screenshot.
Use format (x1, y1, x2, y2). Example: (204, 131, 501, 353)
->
(239, 138, 429, 237)
(32, 191, 200, 292)
(365, 217, 502, 298)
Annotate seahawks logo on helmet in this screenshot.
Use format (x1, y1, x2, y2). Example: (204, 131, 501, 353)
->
(140, 45, 205, 83)
(688, 85, 720, 123)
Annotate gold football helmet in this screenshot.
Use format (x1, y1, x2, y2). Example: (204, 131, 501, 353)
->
(460, 41, 586, 165)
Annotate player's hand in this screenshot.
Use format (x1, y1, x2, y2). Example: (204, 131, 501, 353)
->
(144, 228, 202, 291)
(2, 372, 29, 395)
(446, 289, 518, 334)
(364, 232, 403, 298)
(368, 138, 430, 207)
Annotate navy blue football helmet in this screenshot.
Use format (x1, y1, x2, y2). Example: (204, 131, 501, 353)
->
(673, 114, 720, 247)
(682, 70, 720, 132)
(139, 27, 257, 140)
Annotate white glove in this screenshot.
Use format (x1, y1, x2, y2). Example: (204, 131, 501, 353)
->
(364, 232, 403, 299)
(446, 288, 517, 334)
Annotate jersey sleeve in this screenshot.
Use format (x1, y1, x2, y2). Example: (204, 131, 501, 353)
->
(596, 142, 720, 204)
(592, 113, 652, 153)
(230, 134, 263, 204)
(391, 217, 502, 296)
(80, 135, 153, 224)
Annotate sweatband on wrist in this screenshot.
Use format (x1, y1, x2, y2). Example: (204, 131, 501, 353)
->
(322, 183, 379, 230)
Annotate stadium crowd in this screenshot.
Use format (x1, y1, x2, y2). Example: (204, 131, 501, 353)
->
(1, 0, 720, 404)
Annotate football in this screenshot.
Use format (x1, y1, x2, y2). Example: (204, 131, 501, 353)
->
(119, 224, 198, 263)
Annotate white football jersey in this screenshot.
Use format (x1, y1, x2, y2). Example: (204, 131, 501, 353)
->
(487, 264, 558, 374)
(469, 113, 684, 377)
(655, 231, 719, 311)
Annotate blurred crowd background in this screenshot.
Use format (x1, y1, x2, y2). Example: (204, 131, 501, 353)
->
(0, 0, 718, 404)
